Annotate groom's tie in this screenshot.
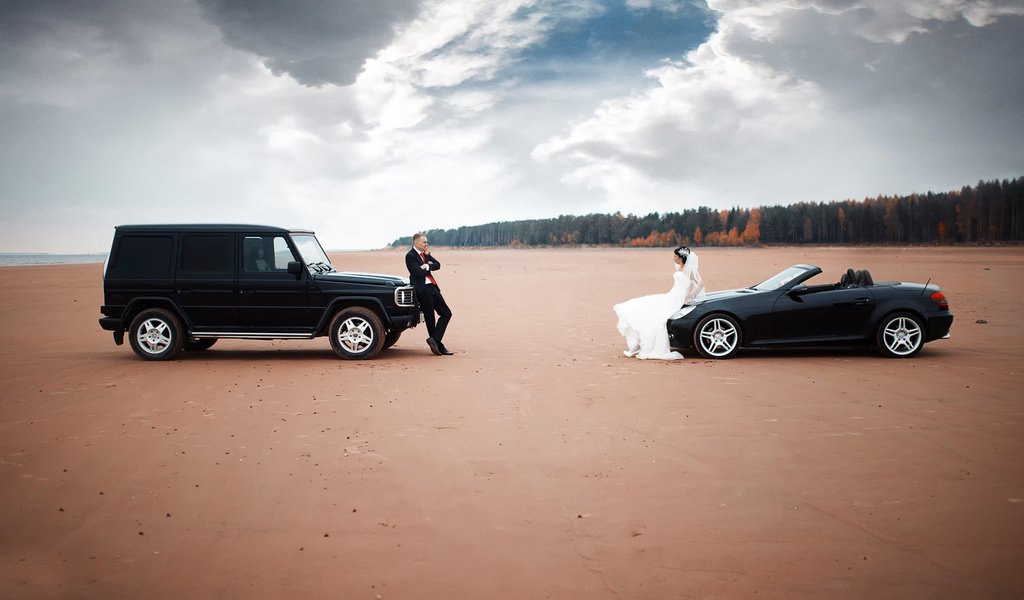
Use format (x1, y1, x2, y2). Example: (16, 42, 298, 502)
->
(421, 252, 438, 286)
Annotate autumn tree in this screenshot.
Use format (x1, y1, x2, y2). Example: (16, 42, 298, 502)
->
(742, 209, 761, 244)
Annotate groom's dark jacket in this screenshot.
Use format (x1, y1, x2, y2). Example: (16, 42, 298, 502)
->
(405, 248, 442, 294)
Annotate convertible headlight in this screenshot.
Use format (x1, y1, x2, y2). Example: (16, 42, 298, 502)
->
(669, 305, 697, 320)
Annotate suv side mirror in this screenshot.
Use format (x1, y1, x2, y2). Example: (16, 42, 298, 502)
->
(287, 261, 303, 276)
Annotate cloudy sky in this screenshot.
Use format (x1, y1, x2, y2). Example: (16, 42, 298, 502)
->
(2, 0, 1022, 252)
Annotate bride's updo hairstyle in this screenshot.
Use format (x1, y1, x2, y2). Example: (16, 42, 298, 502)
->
(673, 245, 691, 263)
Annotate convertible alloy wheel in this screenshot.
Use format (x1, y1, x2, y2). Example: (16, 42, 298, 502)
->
(329, 307, 385, 359)
(877, 312, 924, 358)
(693, 314, 741, 359)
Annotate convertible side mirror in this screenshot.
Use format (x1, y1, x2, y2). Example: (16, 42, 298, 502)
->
(788, 285, 809, 296)
(287, 261, 303, 277)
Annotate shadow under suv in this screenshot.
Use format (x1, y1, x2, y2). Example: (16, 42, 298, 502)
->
(98, 224, 419, 360)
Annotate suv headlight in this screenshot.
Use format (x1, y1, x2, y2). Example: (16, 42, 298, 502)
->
(395, 286, 415, 307)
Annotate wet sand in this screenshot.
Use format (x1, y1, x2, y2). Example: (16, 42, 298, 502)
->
(1, 246, 1022, 599)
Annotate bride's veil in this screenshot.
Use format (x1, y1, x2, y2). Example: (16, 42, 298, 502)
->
(684, 250, 699, 276)
(681, 249, 705, 303)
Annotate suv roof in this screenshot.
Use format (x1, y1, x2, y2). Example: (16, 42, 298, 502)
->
(114, 224, 314, 235)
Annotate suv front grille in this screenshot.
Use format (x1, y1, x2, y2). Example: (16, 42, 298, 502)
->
(395, 286, 415, 307)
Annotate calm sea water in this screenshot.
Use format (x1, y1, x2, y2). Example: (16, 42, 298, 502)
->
(0, 253, 107, 267)
(0, 250, 371, 267)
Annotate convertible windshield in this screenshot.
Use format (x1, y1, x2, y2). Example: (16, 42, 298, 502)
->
(291, 234, 334, 272)
(752, 266, 810, 291)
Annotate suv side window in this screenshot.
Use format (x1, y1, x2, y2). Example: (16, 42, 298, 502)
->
(180, 234, 233, 274)
(112, 235, 173, 272)
(242, 235, 297, 273)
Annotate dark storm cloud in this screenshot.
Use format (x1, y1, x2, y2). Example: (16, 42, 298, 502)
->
(0, 0, 192, 75)
(1, 0, 131, 46)
(197, 0, 422, 86)
(721, 7, 1024, 113)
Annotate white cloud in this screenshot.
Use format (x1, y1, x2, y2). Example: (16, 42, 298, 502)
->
(354, 59, 433, 131)
(379, 0, 563, 88)
(533, 0, 1024, 210)
(533, 38, 829, 207)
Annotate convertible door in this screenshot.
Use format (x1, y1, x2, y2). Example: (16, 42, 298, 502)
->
(772, 287, 876, 341)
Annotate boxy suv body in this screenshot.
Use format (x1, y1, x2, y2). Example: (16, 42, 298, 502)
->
(99, 224, 419, 360)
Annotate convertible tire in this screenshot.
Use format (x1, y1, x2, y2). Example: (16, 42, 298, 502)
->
(382, 330, 402, 350)
(128, 308, 184, 361)
(329, 307, 385, 360)
(183, 338, 217, 352)
(693, 313, 741, 359)
(877, 312, 925, 358)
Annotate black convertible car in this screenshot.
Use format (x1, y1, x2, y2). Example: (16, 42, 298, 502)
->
(667, 264, 953, 359)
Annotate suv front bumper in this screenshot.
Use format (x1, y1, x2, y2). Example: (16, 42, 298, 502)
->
(390, 314, 420, 330)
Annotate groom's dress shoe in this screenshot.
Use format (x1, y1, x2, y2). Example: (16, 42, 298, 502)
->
(438, 345, 454, 356)
(426, 337, 442, 356)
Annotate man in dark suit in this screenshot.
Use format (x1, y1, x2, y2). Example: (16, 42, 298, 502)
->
(405, 233, 454, 355)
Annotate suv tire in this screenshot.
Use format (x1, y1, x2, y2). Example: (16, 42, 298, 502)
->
(128, 308, 184, 361)
(329, 307, 385, 360)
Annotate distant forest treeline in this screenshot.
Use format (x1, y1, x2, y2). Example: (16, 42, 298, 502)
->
(391, 177, 1024, 248)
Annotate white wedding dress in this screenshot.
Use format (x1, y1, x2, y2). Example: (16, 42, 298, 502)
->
(614, 252, 705, 360)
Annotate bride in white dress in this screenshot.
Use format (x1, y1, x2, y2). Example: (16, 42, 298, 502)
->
(614, 246, 705, 360)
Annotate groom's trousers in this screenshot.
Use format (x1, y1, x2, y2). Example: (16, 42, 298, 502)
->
(419, 284, 452, 343)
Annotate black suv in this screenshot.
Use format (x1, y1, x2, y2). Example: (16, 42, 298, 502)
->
(98, 224, 418, 360)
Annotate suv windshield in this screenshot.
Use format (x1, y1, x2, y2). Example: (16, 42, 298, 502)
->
(291, 234, 334, 273)
(752, 266, 809, 291)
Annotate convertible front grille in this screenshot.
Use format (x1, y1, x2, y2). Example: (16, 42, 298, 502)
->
(395, 286, 415, 307)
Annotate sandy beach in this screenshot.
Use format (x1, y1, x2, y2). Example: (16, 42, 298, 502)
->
(1, 246, 1022, 599)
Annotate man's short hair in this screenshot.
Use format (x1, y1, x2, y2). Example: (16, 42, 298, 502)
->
(412, 233, 426, 242)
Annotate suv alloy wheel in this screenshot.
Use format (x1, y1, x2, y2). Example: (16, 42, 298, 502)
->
(329, 307, 386, 359)
(128, 308, 184, 361)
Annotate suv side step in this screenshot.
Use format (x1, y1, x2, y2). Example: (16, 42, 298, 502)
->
(191, 332, 315, 340)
